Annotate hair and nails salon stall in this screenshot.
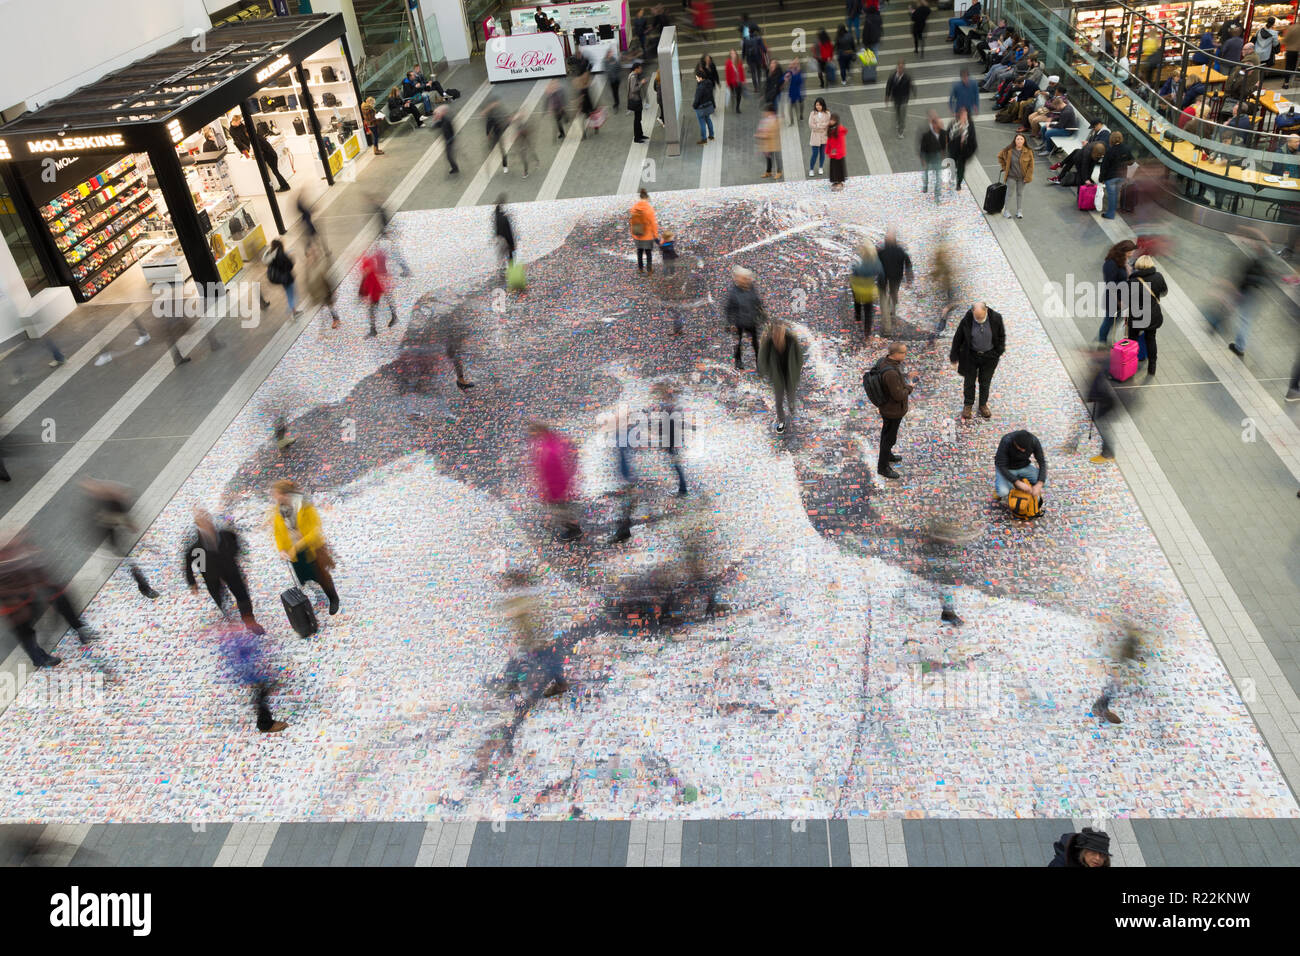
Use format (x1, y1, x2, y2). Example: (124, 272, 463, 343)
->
(0, 13, 366, 303)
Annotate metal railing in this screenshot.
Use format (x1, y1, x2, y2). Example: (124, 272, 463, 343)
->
(988, 0, 1300, 217)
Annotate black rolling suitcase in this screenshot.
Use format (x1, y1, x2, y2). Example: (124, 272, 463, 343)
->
(280, 561, 318, 638)
(984, 179, 1007, 214)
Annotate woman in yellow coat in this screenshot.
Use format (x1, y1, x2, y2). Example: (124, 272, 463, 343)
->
(270, 479, 340, 615)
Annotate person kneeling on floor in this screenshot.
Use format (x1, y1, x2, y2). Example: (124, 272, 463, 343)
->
(995, 428, 1046, 504)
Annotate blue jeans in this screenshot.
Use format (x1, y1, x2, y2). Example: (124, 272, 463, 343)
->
(696, 108, 714, 138)
(948, 17, 966, 38)
(995, 464, 1040, 498)
(1040, 127, 1070, 152)
(848, 14, 861, 44)
(1102, 177, 1123, 218)
(284, 281, 297, 312)
(1098, 314, 1117, 342)
(1235, 292, 1257, 351)
(809, 143, 825, 171)
(921, 157, 943, 202)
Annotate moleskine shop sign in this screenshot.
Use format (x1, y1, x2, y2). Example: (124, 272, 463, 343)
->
(16, 133, 128, 154)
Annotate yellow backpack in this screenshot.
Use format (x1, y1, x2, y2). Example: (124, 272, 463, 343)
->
(1007, 487, 1043, 519)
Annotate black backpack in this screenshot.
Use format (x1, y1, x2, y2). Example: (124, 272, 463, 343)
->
(862, 362, 888, 408)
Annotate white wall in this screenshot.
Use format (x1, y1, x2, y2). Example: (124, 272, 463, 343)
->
(308, 0, 367, 69)
(420, 0, 472, 63)
(0, 0, 211, 113)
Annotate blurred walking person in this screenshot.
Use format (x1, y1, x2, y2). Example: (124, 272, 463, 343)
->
(757, 105, 783, 179)
(725, 266, 765, 368)
(80, 478, 159, 600)
(725, 50, 746, 113)
(217, 623, 287, 733)
(270, 480, 340, 616)
(184, 508, 264, 634)
(877, 229, 914, 337)
(1064, 344, 1121, 463)
(546, 78, 570, 139)
(885, 60, 912, 138)
(494, 196, 518, 272)
(757, 319, 806, 433)
(434, 103, 458, 175)
(0, 536, 94, 669)
(529, 423, 583, 541)
(511, 109, 538, 178)
(359, 248, 398, 337)
(304, 243, 340, 330)
(919, 111, 948, 204)
(850, 243, 883, 339)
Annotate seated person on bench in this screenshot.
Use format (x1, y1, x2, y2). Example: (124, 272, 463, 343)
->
(402, 70, 435, 115)
(995, 429, 1046, 503)
(948, 1, 982, 41)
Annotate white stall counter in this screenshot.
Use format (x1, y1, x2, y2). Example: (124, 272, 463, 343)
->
(578, 37, 619, 71)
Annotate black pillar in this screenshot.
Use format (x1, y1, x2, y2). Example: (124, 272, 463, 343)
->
(295, 61, 334, 186)
(240, 100, 287, 236)
(0, 161, 78, 302)
(149, 141, 221, 293)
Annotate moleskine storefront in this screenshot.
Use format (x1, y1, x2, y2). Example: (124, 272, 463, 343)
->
(0, 13, 367, 304)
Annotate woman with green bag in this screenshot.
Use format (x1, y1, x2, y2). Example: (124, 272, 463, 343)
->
(850, 243, 883, 340)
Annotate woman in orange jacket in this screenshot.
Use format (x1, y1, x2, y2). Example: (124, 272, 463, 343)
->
(629, 188, 661, 274)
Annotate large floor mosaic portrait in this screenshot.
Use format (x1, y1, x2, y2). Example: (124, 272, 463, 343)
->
(1, 177, 1294, 822)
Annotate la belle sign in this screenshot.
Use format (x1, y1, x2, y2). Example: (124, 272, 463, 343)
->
(485, 33, 566, 82)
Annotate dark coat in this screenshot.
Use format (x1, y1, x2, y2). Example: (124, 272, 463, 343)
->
(183, 528, 248, 588)
(919, 125, 948, 158)
(862, 10, 883, 47)
(693, 77, 716, 111)
(757, 332, 806, 397)
(763, 70, 784, 108)
(494, 206, 516, 255)
(725, 283, 764, 329)
(1098, 142, 1133, 182)
(876, 241, 914, 285)
(875, 356, 913, 419)
(949, 307, 1006, 376)
(1127, 266, 1167, 332)
(229, 121, 252, 155)
(885, 70, 913, 103)
(947, 121, 977, 160)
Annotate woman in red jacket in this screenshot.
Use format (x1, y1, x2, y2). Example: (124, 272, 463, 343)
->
(725, 50, 745, 114)
(815, 30, 834, 89)
(825, 113, 849, 190)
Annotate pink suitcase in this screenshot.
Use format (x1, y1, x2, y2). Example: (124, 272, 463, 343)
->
(1110, 338, 1139, 382)
(1077, 182, 1098, 211)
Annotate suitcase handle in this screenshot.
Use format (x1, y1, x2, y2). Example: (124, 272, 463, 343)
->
(283, 555, 303, 590)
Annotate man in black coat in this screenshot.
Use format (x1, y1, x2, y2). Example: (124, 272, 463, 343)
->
(183, 508, 265, 635)
(950, 302, 1006, 419)
(876, 229, 914, 336)
(884, 60, 913, 137)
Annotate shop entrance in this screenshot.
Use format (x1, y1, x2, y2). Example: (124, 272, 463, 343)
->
(0, 14, 367, 306)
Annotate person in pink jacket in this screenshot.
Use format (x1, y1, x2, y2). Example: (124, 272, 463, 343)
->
(529, 423, 582, 541)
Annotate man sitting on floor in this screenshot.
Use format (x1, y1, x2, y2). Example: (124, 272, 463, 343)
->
(995, 429, 1046, 505)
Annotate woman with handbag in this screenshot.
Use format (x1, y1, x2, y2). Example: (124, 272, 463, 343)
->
(361, 96, 383, 155)
(1126, 254, 1167, 377)
(262, 240, 301, 315)
(270, 480, 340, 616)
